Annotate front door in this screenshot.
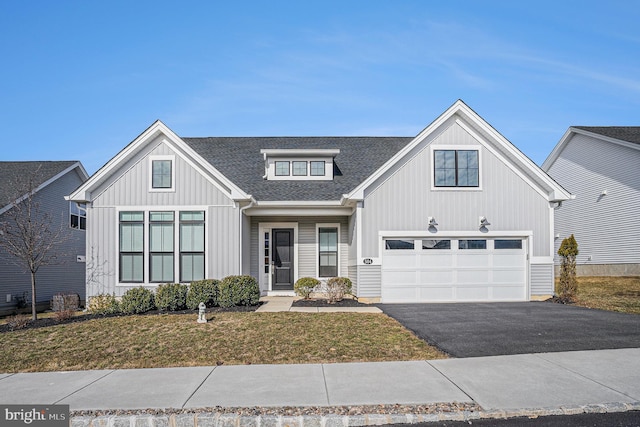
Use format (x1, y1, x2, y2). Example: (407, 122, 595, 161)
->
(272, 228, 294, 290)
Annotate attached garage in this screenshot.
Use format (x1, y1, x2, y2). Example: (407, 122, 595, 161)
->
(381, 236, 528, 303)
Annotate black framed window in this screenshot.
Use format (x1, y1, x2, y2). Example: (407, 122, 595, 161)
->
(292, 161, 307, 176)
(318, 227, 338, 277)
(275, 161, 290, 176)
(152, 160, 172, 188)
(310, 161, 325, 176)
(70, 202, 87, 230)
(119, 211, 144, 282)
(180, 211, 205, 282)
(149, 212, 174, 282)
(434, 150, 479, 187)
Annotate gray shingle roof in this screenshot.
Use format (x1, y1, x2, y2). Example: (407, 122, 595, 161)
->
(182, 137, 414, 201)
(0, 161, 78, 208)
(574, 126, 640, 146)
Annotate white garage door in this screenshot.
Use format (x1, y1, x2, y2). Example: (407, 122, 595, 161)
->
(381, 237, 527, 302)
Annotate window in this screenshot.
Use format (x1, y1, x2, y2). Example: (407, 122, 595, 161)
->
(459, 239, 487, 250)
(149, 212, 174, 282)
(275, 161, 290, 176)
(385, 239, 415, 250)
(119, 211, 144, 282)
(152, 159, 172, 189)
(310, 161, 325, 176)
(495, 239, 523, 249)
(292, 161, 307, 176)
(180, 211, 205, 282)
(318, 227, 338, 277)
(70, 202, 86, 230)
(422, 239, 451, 250)
(434, 150, 479, 187)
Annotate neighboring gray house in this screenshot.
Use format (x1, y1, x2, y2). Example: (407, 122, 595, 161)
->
(68, 100, 570, 303)
(0, 161, 89, 313)
(542, 127, 640, 276)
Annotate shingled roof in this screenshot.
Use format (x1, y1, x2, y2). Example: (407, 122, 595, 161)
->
(0, 161, 79, 208)
(573, 126, 640, 146)
(182, 137, 414, 201)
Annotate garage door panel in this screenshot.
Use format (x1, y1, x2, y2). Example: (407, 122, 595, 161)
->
(382, 236, 527, 303)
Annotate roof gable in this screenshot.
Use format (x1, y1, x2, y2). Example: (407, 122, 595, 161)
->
(0, 161, 87, 213)
(542, 126, 640, 172)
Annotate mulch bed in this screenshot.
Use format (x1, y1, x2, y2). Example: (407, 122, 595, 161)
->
(291, 298, 372, 308)
(0, 304, 261, 334)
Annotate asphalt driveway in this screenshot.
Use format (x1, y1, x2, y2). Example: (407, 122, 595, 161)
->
(377, 302, 640, 357)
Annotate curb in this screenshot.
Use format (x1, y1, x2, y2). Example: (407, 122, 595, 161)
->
(70, 402, 640, 426)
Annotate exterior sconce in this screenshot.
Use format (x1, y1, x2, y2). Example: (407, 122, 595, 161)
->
(479, 216, 490, 229)
(428, 217, 438, 227)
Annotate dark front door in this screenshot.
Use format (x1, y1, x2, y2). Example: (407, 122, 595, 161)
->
(272, 228, 294, 290)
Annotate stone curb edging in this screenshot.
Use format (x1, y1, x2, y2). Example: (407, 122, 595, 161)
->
(70, 402, 640, 427)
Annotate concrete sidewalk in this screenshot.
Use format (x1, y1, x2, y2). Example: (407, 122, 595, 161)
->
(256, 296, 383, 313)
(1, 348, 639, 425)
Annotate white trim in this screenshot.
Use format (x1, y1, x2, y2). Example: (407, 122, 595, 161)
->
(260, 149, 340, 157)
(429, 144, 482, 191)
(245, 206, 353, 217)
(316, 223, 341, 278)
(258, 222, 299, 293)
(148, 155, 176, 193)
(115, 206, 208, 287)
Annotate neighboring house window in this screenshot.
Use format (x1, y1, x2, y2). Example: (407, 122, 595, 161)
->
(434, 150, 479, 187)
(310, 161, 325, 176)
(318, 227, 338, 277)
(149, 212, 174, 283)
(180, 211, 205, 282)
(70, 202, 86, 230)
(275, 161, 290, 176)
(120, 211, 144, 282)
(292, 161, 307, 176)
(152, 159, 172, 189)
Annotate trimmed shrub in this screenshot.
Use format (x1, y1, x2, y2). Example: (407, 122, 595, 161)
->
(155, 283, 188, 312)
(187, 279, 220, 309)
(558, 234, 579, 303)
(87, 294, 120, 315)
(324, 277, 353, 303)
(294, 277, 320, 299)
(120, 287, 155, 314)
(218, 275, 260, 307)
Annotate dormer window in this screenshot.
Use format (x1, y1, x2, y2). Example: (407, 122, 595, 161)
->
(261, 149, 339, 181)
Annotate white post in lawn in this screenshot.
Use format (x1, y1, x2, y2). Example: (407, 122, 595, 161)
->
(197, 302, 207, 323)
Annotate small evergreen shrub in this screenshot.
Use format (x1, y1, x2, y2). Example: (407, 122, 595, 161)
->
(324, 277, 353, 303)
(87, 294, 120, 315)
(294, 277, 320, 299)
(558, 234, 579, 303)
(218, 275, 260, 307)
(155, 283, 188, 311)
(120, 287, 155, 314)
(187, 279, 220, 309)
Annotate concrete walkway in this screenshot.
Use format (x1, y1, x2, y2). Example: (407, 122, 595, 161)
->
(256, 296, 382, 313)
(1, 348, 639, 425)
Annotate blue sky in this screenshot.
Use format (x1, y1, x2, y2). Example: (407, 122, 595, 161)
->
(1, 1, 639, 174)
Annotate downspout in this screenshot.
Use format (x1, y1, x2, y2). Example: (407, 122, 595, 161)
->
(238, 197, 255, 274)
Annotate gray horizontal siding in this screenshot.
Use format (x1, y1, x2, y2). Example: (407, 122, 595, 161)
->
(356, 265, 381, 298)
(548, 133, 640, 265)
(0, 168, 86, 309)
(530, 264, 554, 295)
(361, 121, 551, 259)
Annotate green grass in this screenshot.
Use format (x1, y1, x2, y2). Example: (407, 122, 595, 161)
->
(556, 276, 640, 314)
(0, 312, 446, 373)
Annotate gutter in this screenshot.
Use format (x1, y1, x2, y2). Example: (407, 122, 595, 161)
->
(238, 196, 256, 274)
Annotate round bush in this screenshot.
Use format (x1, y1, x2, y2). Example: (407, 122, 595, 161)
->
(294, 277, 320, 299)
(324, 277, 353, 303)
(120, 287, 155, 314)
(87, 294, 120, 315)
(155, 283, 188, 311)
(186, 279, 220, 309)
(218, 275, 260, 307)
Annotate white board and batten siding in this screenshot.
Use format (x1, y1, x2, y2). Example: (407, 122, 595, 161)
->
(87, 140, 241, 296)
(546, 133, 640, 266)
(356, 121, 556, 301)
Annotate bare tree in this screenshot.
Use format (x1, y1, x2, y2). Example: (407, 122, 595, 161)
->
(0, 167, 69, 320)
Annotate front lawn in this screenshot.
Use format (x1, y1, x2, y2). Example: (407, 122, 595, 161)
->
(0, 312, 445, 373)
(557, 276, 640, 314)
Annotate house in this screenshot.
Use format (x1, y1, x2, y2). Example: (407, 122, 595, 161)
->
(0, 161, 88, 314)
(68, 100, 570, 303)
(542, 127, 640, 276)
